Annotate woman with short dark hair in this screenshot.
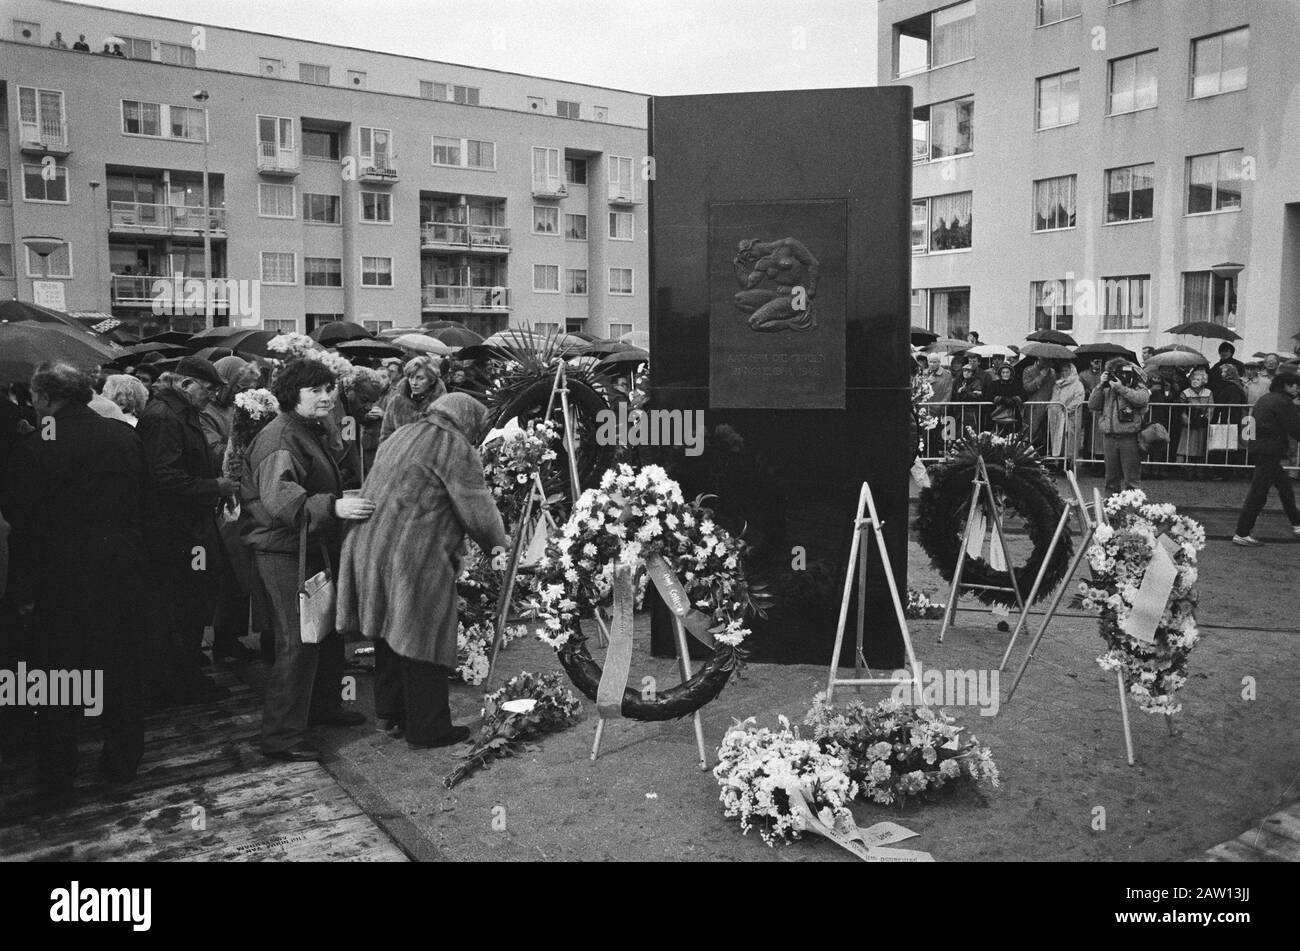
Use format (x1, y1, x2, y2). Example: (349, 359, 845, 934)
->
(241, 358, 376, 761)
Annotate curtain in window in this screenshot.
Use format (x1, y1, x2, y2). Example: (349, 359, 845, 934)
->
(1183, 272, 1211, 322)
(1217, 152, 1242, 209)
(1187, 154, 1217, 213)
(931, 288, 970, 338)
(932, 2, 975, 67)
(1035, 176, 1075, 230)
(930, 193, 972, 250)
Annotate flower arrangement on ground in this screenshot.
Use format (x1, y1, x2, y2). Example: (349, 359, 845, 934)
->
(1077, 489, 1205, 716)
(803, 694, 1000, 806)
(442, 671, 582, 788)
(904, 587, 946, 620)
(713, 715, 859, 846)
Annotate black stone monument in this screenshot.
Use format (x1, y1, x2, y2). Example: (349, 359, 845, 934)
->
(646, 87, 914, 669)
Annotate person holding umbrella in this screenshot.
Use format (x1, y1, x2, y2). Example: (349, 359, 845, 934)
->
(1233, 371, 1300, 546)
(1088, 358, 1149, 495)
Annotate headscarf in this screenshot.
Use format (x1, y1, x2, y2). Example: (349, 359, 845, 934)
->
(214, 355, 250, 384)
(427, 392, 491, 445)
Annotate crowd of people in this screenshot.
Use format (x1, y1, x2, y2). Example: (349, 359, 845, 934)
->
(0, 348, 508, 805)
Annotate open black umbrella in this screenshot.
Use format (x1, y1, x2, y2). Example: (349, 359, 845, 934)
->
(0, 322, 119, 383)
(227, 331, 283, 359)
(312, 320, 373, 346)
(427, 325, 484, 348)
(910, 325, 939, 345)
(593, 348, 649, 374)
(336, 338, 405, 359)
(192, 346, 236, 363)
(1020, 341, 1075, 360)
(141, 331, 195, 347)
(1026, 329, 1078, 347)
(1074, 342, 1138, 367)
(583, 339, 639, 358)
(1165, 321, 1241, 342)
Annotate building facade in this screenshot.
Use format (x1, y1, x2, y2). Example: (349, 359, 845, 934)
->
(1, 0, 650, 337)
(879, 0, 1300, 357)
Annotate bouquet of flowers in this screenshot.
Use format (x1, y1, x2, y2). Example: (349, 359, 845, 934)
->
(713, 715, 859, 846)
(223, 387, 278, 482)
(911, 372, 940, 452)
(266, 332, 361, 385)
(1077, 490, 1205, 716)
(803, 694, 1000, 806)
(528, 464, 765, 651)
(443, 671, 583, 788)
(481, 419, 559, 526)
(452, 620, 527, 686)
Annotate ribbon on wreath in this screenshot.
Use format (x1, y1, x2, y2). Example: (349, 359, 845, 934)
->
(1120, 534, 1180, 646)
(787, 791, 934, 862)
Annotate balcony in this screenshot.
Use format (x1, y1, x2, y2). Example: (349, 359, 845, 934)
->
(257, 141, 300, 177)
(421, 285, 511, 312)
(111, 274, 230, 308)
(531, 177, 568, 200)
(108, 202, 227, 237)
(358, 155, 399, 184)
(420, 223, 510, 253)
(19, 118, 71, 157)
(607, 181, 643, 205)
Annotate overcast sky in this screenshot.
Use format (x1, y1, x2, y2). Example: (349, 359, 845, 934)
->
(81, 0, 879, 95)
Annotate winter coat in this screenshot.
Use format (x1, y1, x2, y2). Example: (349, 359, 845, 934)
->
(953, 374, 984, 402)
(985, 378, 1023, 423)
(1049, 366, 1086, 457)
(1021, 360, 1058, 440)
(1087, 363, 1150, 436)
(137, 389, 223, 560)
(1248, 390, 1300, 457)
(379, 376, 448, 443)
(926, 368, 953, 405)
(1176, 387, 1213, 458)
(239, 410, 346, 557)
(336, 394, 510, 667)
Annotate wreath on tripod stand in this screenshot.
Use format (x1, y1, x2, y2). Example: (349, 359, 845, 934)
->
(914, 431, 1073, 608)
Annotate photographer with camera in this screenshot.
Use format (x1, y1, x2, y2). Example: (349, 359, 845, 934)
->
(1087, 358, 1150, 495)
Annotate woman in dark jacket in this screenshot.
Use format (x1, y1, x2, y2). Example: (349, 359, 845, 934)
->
(241, 358, 376, 761)
(986, 364, 1023, 437)
(951, 361, 985, 434)
(1210, 363, 1249, 477)
(379, 356, 448, 443)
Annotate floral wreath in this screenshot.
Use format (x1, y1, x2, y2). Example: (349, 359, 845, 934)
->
(527, 464, 770, 721)
(1077, 490, 1204, 716)
(914, 430, 1073, 608)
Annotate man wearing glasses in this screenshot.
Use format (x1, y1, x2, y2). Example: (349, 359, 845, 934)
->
(137, 356, 237, 704)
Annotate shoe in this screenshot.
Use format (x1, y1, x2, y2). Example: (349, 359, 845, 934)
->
(376, 717, 405, 738)
(263, 742, 322, 762)
(1232, 535, 1263, 547)
(309, 709, 366, 727)
(408, 725, 471, 749)
(212, 640, 260, 662)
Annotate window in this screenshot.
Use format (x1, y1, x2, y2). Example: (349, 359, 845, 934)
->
(261, 252, 296, 284)
(566, 318, 588, 334)
(302, 193, 340, 224)
(1101, 275, 1151, 330)
(1036, 70, 1080, 129)
(911, 289, 926, 327)
(609, 268, 634, 296)
(1104, 164, 1154, 222)
(0, 243, 12, 278)
(566, 268, 588, 295)
(361, 191, 392, 223)
(361, 256, 394, 287)
(533, 206, 559, 234)
(557, 100, 581, 118)
(894, 1, 975, 75)
(533, 147, 562, 190)
(609, 155, 636, 200)
(609, 322, 633, 338)
(916, 192, 972, 251)
(304, 257, 342, 287)
(609, 211, 634, 241)
(1182, 271, 1238, 328)
(1186, 149, 1242, 213)
(359, 127, 392, 168)
(432, 136, 495, 169)
(347, 70, 366, 89)
(168, 105, 206, 142)
(913, 96, 974, 162)
(533, 264, 560, 293)
(264, 318, 297, 334)
(257, 115, 295, 153)
(1032, 175, 1077, 231)
(1109, 50, 1158, 115)
(258, 182, 294, 218)
(1038, 0, 1080, 25)
(930, 287, 970, 338)
(158, 41, 195, 66)
(0, 169, 8, 202)
(420, 82, 480, 105)
(565, 158, 587, 185)
(25, 242, 71, 278)
(303, 128, 339, 160)
(911, 201, 929, 252)
(119, 37, 152, 60)
(1031, 279, 1074, 332)
(565, 213, 588, 241)
(299, 63, 330, 85)
(121, 99, 161, 137)
(17, 86, 65, 146)
(1192, 27, 1248, 98)
(22, 163, 68, 202)
(363, 320, 394, 334)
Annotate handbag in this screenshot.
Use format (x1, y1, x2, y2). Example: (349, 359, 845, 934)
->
(1207, 423, 1238, 452)
(297, 519, 335, 644)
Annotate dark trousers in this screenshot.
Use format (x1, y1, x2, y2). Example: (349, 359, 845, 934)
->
(35, 612, 144, 795)
(373, 639, 453, 745)
(255, 551, 345, 753)
(0, 601, 35, 762)
(150, 551, 216, 687)
(1235, 455, 1300, 536)
(1103, 433, 1142, 493)
(213, 519, 265, 648)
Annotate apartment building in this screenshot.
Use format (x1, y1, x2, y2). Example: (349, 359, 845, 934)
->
(880, 0, 1300, 356)
(1, 0, 649, 337)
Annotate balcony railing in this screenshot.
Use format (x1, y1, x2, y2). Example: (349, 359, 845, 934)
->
(421, 285, 511, 311)
(257, 141, 300, 176)
(19, 117, 70, 154)
(531, 177, 568, 199)
(358, 154, 398, 183)
(607, 181, 643, 205)
(420, 222, 511, 252)
(469, 225, 511, 251)
(108, 202, 227, 235)
(111, 274, 230, 307)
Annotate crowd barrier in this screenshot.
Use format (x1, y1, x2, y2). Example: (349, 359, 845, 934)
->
(919, 400, 1300, 474)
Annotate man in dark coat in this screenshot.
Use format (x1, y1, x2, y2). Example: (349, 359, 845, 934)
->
(1233, 372, 1300, 546)
(5, 364, 152, 803)
(137, 356, 236, 702)
(1207, 341, 1247, 390)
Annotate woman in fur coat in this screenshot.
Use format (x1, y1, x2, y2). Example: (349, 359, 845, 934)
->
(1048, 361, 1086, 463)
(378, 356, 448, 444)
